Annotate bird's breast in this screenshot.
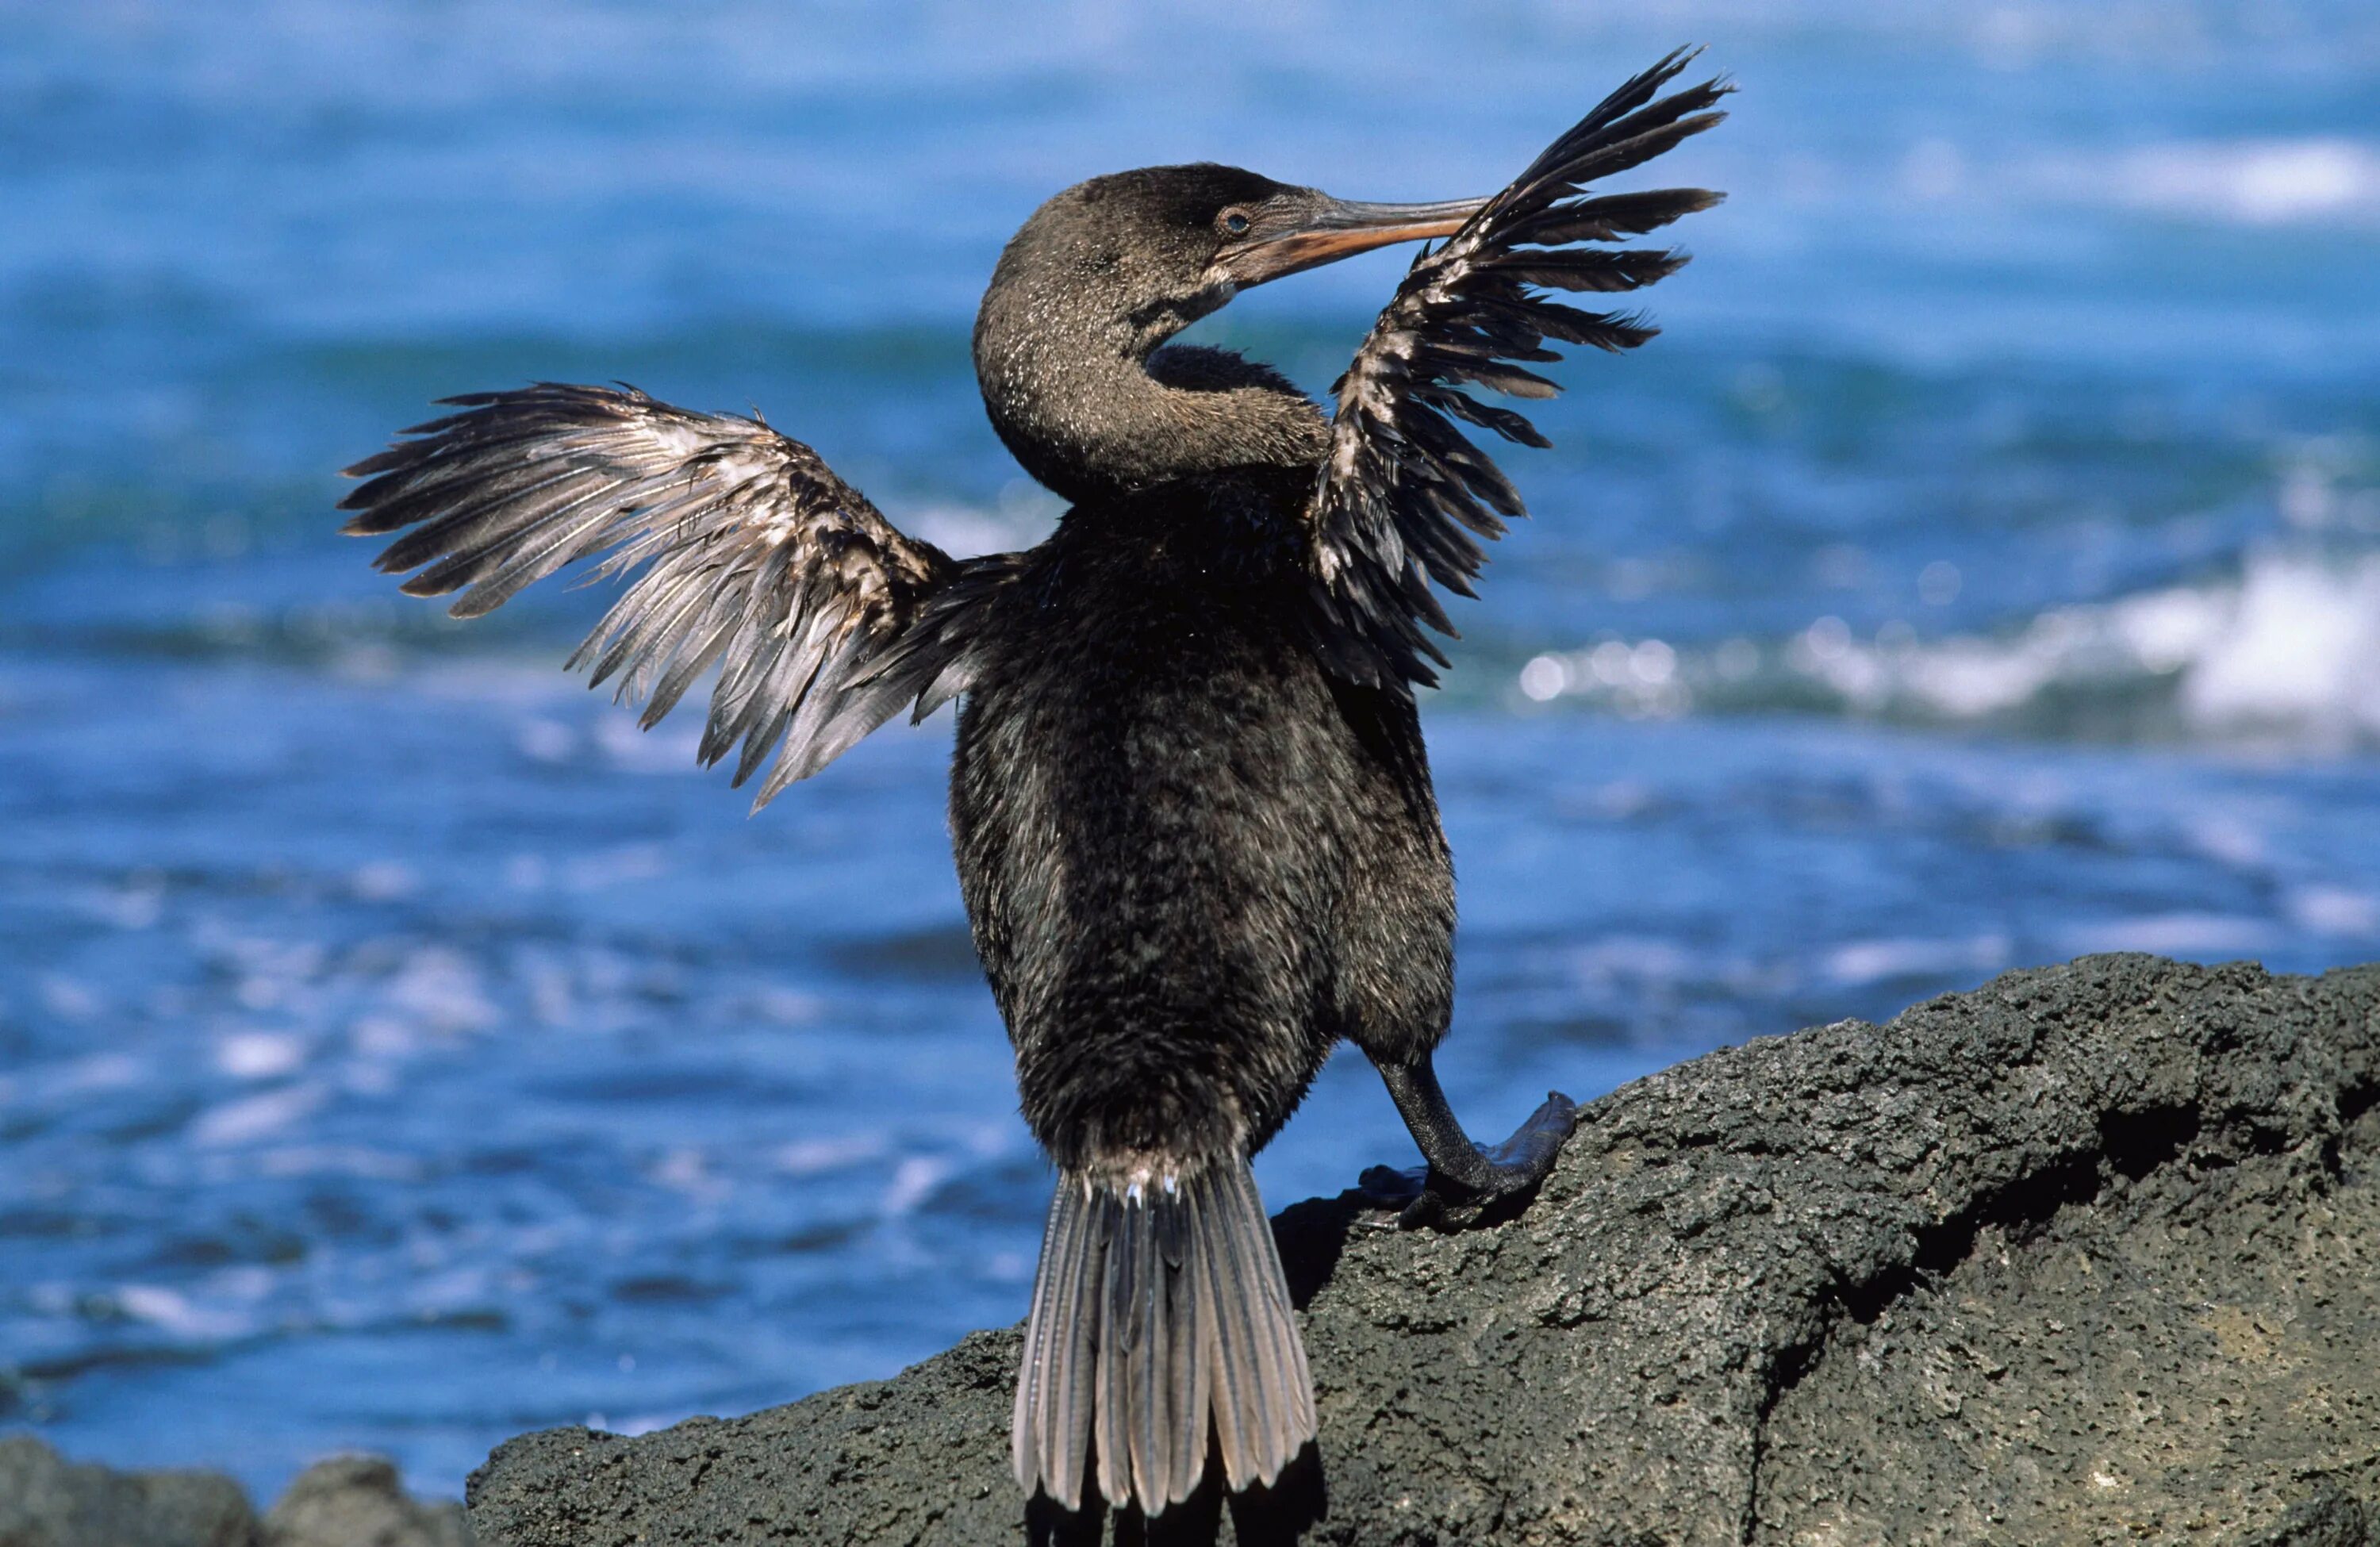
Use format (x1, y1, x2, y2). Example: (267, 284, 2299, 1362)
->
(946, 486, 1374, 992)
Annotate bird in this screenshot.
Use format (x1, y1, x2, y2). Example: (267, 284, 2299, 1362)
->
(338, 50, 1726, 1518)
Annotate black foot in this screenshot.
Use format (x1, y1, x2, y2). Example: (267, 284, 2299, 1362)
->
(1358, 1091, 1579, 1230)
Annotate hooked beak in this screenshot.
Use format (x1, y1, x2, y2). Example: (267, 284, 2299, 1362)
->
(1211, 194, 1489, 289)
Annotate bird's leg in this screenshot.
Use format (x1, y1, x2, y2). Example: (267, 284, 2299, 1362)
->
(1357, 1053, 1578, 1229)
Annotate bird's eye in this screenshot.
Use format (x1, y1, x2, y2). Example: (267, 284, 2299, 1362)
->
(1220, 210, 1252, 237)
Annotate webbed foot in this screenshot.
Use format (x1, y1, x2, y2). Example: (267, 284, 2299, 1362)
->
(1359, 1089, 1578, 1230)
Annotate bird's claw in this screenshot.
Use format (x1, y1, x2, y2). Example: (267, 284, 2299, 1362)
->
(1358, 1091, 1579, 1231)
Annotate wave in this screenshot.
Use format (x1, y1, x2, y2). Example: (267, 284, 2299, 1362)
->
(2107, 139, 2380, 230)
(1511, 549, 2380, 749)
(1913, 135, 2380, 233)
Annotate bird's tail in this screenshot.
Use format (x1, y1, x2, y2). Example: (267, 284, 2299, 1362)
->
(1012, 1154, 1315, 1514)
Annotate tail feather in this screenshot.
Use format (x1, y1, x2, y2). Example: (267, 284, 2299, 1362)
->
(1015, 1182, 1099, 1511)
(1200, 1162, 1312, 1489)
(1013, 1157, 1314, 1513)
(1163, 1198, 1207, 1493)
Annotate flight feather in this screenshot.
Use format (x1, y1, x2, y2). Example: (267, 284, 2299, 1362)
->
(340, 383, 958, 806)
(1307, 49, 1729, 686)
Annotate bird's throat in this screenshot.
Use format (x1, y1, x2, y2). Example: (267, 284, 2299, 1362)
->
(973, 318, 1328, 504)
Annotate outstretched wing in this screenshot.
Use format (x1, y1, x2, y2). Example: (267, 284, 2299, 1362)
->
(1307, 50, 1729, 687)
(340, 383, 958, 808)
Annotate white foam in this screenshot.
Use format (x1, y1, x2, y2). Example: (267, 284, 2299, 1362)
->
(610, 1411, 690, 1439)
(2064, 913, 2278, 957)
(773, 1134, 887, 1176)
(2117, 139, 2380, 228)
(1518, 549, 2380, 749)
(2179, 553, 2380, 735)
(2182, 815, 2267, 869)
(742, 986, 824, 1027)
(114, 1284, 247, 1341)
(1824, 935, 2011, 987)
(2290, 886, 2380, 938)
(383, 946, 501, 1035)
(1556, 935, 1701, 988)
(348, 861, 418, 902)
(651, 1147, 729, 1200)
(902, 498, 1054, 559)
(190, 1081, 329, 1147)
(593, 714, 701, 774)
(880, 1154, 951, 1216)
(515, 717, 578, 763)
(217, 1031, 308, 1080)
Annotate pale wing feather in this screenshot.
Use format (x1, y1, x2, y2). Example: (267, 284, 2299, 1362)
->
(341, 382, 961, 806)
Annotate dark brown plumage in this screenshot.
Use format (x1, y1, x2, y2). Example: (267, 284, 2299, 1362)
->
(339, 48, 1726, 1518)
(1310, 81, 1728, 686)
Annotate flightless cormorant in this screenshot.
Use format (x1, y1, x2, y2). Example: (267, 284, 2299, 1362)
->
(340, 50, 1726, 1517)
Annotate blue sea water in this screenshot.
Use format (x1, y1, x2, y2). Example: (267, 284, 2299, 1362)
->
(3, 0, 2378, 1500)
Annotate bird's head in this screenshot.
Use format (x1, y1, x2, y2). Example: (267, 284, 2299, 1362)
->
(983, 163, 1486, 358)
(973, 163, 1485, 498)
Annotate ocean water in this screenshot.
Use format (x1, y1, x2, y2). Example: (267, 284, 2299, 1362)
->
(4, 0, 2378, 1500)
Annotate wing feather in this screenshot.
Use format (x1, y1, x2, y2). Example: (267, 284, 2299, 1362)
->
(340, 382, 965, 806)
(1307, 49, 1729, 686)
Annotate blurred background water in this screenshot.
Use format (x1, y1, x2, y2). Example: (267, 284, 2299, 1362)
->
(3, 0, 2378, 1501)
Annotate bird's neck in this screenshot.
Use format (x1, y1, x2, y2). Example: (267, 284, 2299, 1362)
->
(973, 308, 1329, 503)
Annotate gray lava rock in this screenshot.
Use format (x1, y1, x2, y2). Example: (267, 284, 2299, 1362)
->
(263, 1455, 474, 1547)
(0, 1435, 255, 1547)
(463, 954, 2380, 1545)
(0, 1438, 470, 1547)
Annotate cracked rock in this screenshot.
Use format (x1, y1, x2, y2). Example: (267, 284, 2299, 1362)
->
(466, 954, 2380, 1545)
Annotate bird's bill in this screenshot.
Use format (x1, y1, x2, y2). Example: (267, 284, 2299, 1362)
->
(1213, 194, 1490, 288)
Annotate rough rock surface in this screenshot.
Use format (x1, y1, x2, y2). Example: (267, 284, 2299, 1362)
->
(490, 958, 2380, 1541)
(261, 1455, 474, 1547)
(0, 1438, 470, 1547)
(0, 1436, 256, 1547)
